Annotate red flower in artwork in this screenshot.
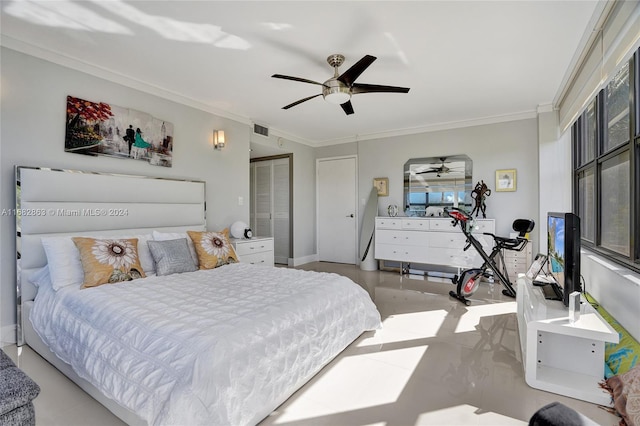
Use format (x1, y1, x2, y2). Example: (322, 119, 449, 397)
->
(66, 96, 113, 128)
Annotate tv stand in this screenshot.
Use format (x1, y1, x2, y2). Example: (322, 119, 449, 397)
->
(516, 275, 618, 405)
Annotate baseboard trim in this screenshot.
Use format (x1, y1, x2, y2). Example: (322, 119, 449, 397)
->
(1, 324, 16, 347)
(289, 254, 319, 267)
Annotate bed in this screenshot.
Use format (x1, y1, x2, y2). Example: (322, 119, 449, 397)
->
(16, 166, 381, 425)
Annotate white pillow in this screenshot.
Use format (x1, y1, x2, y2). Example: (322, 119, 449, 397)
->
(27, 266, 52, 289)
(152, 230, 199, 266)
(41, 234, 155, 290)
(41, 236, 84, 290)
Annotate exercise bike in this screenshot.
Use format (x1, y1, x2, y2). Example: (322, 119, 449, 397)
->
(443, 207, 535, 305)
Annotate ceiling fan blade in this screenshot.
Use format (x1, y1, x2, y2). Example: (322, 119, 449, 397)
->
(282, 93, 322, 110)
(340, 100, 354, 115)
(272, 74, 328, 87)
(337, 55, 376, 86)
(351, 83, 410, 94)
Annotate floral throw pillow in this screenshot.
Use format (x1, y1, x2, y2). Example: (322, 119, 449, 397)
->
(187, 229, 238, 269)
(72, 237, 146, 288)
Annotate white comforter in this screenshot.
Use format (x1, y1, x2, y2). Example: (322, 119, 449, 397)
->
(30, 263, 381, 425)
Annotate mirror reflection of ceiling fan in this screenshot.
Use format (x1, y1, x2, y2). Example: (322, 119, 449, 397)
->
(271, 54, 410, 115)
(415, 157, 465, 177)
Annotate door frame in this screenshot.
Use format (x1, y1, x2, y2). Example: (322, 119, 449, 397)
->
(316, 155, 359, 264)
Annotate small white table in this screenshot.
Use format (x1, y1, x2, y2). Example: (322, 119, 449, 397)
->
(516, 275, 619, 405)
(231, 237, 274, 265)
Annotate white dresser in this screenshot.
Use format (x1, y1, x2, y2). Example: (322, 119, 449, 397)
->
(502, 243, 532, 278)
(231, 237, 274, 265)
(374, 216, 495, 271)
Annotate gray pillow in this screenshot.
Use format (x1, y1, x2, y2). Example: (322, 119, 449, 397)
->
(147, 239, 198, 276)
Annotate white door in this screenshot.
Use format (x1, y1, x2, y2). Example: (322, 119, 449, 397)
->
(317, 156, 357, 264)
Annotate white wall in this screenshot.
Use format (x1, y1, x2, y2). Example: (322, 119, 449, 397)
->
(0, 47, 251, 343)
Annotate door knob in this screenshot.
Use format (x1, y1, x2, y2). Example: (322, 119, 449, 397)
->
(346, 214, 354, 218)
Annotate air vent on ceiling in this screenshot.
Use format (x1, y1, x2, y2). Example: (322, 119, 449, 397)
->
(253, 123, 269, 137)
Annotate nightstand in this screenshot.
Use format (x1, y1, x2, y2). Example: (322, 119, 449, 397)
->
(231, 237, 274, 265)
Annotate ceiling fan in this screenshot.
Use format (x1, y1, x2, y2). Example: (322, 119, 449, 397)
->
(271, 54, 410, 115)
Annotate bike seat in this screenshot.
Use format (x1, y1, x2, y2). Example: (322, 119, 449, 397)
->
(493, 235, 525, 249)
(484, 219, 535, 251)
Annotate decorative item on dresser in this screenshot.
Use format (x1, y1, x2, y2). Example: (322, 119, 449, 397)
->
(374, 216, 495, 275)
(231, 237, 274, 265)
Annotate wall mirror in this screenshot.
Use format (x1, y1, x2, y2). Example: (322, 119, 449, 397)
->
(403, 155, 473, 217)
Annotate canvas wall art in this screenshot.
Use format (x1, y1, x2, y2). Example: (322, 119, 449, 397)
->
(65, 95, 173, 167)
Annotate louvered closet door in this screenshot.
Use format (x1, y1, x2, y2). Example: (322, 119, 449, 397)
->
(249, 163, 256, 232)
(272, 158, 290, 264)
(254, 162, 272, 238)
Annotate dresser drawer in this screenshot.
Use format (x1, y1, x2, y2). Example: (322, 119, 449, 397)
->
(472, 220, 495, 234)
(429, 232, 467, 248)
(429, 219, 455, 232)
(239, 250, 274, 265)
(402, 218, 429, 231)
(377, 229, 430, 246)
(376, 218, 402, 229)
(233, 238, 274, 256)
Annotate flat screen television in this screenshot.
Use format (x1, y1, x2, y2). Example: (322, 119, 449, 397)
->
(547, 212, 581, 306)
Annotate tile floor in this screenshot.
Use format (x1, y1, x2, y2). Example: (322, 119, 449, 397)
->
(3, 262, 619, 425)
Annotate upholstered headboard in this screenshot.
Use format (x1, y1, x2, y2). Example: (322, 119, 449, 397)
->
(16, 166, 206, 345)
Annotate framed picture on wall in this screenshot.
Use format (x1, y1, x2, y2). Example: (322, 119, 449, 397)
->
(495, 169, 516, 192)
(373, 177, 389, 196)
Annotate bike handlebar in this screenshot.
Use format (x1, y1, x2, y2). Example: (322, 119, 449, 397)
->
(443, 207, 472, 223)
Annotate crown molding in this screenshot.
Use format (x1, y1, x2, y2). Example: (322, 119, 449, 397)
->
(2, 35, 539, 149)
(0, 35, 253, 126)
(312, 109, 538, 147)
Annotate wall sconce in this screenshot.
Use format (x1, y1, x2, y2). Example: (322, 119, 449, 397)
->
(213, 130, 226, 150)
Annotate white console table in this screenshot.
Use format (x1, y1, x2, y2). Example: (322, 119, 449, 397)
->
(516, 275, 618, 405)
(374, 216, 495, 272)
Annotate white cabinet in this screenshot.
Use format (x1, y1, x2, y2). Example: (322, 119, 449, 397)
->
(231, 237, 274, 265)
(502, 244, 532, 278)
(374, 217, 495, 271)
(516, 275, 618, 405)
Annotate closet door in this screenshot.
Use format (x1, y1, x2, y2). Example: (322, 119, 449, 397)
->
(250, 156, 292, 264)
(272, 158, 290, 264)
(254, 161, 273, 238)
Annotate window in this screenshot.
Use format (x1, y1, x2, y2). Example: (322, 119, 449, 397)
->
(577, 168, 595, 242)
(600, 151, 630, 255)
(605, 64, 630, 152)
(573, 53, 638, 271)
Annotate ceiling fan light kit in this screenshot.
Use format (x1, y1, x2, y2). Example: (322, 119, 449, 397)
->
(323, 82, 351, 104)
(272, 53, 410, 115)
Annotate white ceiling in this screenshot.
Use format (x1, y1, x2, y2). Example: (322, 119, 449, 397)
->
(0, 1, 603, 146)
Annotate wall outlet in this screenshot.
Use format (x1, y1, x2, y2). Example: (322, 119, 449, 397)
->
(238, 196, 244, 206)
